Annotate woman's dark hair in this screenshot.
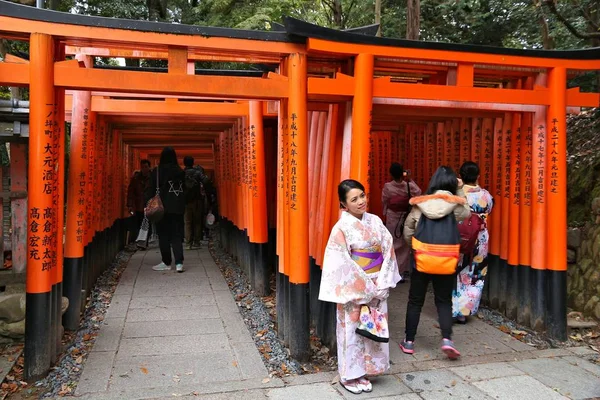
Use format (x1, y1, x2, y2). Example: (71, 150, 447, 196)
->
(159, 146, 178, 166)
(426, 166, 458, 195)
(389, 162, 404, 180)
(338, 179, 365, 208)
(459, 161, 480, 185)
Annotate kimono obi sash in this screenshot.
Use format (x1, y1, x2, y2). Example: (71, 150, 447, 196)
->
(350, 246, 383, 274)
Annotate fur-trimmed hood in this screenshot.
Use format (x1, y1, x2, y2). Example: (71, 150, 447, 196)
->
(409, 190, 466, 220)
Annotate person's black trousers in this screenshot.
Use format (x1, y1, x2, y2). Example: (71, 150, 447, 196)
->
(156, 213, 184, 265)
(405, 268, 455, 341)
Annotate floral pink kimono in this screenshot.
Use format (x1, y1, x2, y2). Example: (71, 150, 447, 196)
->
(319, 211, 401, 381)
(382, 180, 422, 274)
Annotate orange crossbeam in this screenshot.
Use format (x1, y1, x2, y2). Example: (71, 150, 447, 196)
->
(55, 66, 288, 99)
(0, 61, 29, 86)
(307, 38, 600, 70)
(91, 98, 249, 116)
(0, 16, 304, 57)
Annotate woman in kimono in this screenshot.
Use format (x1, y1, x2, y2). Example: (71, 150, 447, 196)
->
(382, 163, 422, 279)
(453, 162, 494, 323)
(319, 179, 402, 395)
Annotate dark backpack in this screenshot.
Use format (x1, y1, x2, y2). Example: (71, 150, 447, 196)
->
(458, 212, 484, 259)
(184, 169, 200, 202)
(412, 212, 461, 275)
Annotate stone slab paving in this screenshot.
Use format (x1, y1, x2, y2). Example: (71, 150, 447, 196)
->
(75, 247, 270, 398)
(74, 247, 600, 400)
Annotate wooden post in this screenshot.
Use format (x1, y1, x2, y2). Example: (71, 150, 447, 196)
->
(10, 144, 27, 275)
(25, 32, 54, 382)
(249, 101, 269, 295)
(350, 53, 374, 190)
(531, 73, 548, 331)
(52, 42, 66, 363)
(546, 67, 567, 340)
(287, 53, 309, 361)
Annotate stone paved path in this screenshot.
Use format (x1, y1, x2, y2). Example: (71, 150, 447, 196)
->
(74, 246, 600, 399)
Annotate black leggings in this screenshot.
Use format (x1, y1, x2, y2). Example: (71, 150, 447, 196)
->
(405, 268, 455, 342)
(156, 213, 184, 265)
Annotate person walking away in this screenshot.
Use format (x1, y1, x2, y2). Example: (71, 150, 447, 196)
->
(401, 166, 471, 359)
(382, 163, 421, 280)
(126, 159, 151, 247)
(319, 179, 402, 394)
(145, 147, 186, 273)
(183, 156, 205, 249)
(453, 162, 494, 324)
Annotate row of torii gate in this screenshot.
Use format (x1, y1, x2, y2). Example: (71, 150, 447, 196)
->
(0, 1, 599, 381)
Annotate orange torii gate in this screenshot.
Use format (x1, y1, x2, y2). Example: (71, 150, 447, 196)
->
(0, 0, 599, 381)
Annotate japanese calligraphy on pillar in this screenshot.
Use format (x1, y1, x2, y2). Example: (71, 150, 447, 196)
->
(250, 124, 258, 198)
(550, 118, 560, 194)
(86, 119, 95, 239)
(436, 125, 444, 169)
(536, 124, 546, 203)
(524, 125, 533, 207)
(236, 127, 242, 186)
(428, 130, 435, 181)
(29, 207, 41, 262)
(289, 113, 298, 211)
(483, 127, 492, 188)
(383, 134, 389, 187)
(453, 125, 461, 170)
(29, 100, 58, 274)
(445, 123, 452, 167)
(495, 126, 504, 199)
(473, 122, 481, 164)
(280, 116, 286, 191)
(390, 133, 397, 162)
(368, 132, 375, 188)
(513, 127, 521, 205)
(81, 109, 88, 159)
(504, 129, 512, 199)
(399, 129, 406, 162)
(462, 124, 469, 164)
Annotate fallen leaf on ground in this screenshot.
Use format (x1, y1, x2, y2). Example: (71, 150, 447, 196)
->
(262, 378, 270, 384)
(140, 367, 148, 374)
(232, 361, 238, 367)
(499, 325, 511, 334)
(511, 330, 528, 336)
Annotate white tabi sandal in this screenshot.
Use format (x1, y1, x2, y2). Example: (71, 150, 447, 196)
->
(357, 377, 373, 392)
(340, 379, 362, 395)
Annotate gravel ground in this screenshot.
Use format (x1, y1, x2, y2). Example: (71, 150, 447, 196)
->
(1, 245, 135, 399)
(208, 234, 337, 378)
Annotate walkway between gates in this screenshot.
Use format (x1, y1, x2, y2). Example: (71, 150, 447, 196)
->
(73, 247, 600, 399)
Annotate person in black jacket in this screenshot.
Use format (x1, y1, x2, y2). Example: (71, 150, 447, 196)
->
(145, 147, 186, 273)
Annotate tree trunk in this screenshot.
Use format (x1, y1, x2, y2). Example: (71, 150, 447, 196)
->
(125, 58, 141, 68)
(375, 0, 382, 37)
(146, 0, 168, 21)
(333, 0, 343, 29)
(406, 0, 420, 40)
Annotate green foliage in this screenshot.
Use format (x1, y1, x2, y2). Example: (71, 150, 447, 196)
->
(70, 0, 600, 53)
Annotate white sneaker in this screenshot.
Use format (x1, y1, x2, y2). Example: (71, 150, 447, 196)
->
(176, 264, 184, 273)
(152, 262, 171, 271)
